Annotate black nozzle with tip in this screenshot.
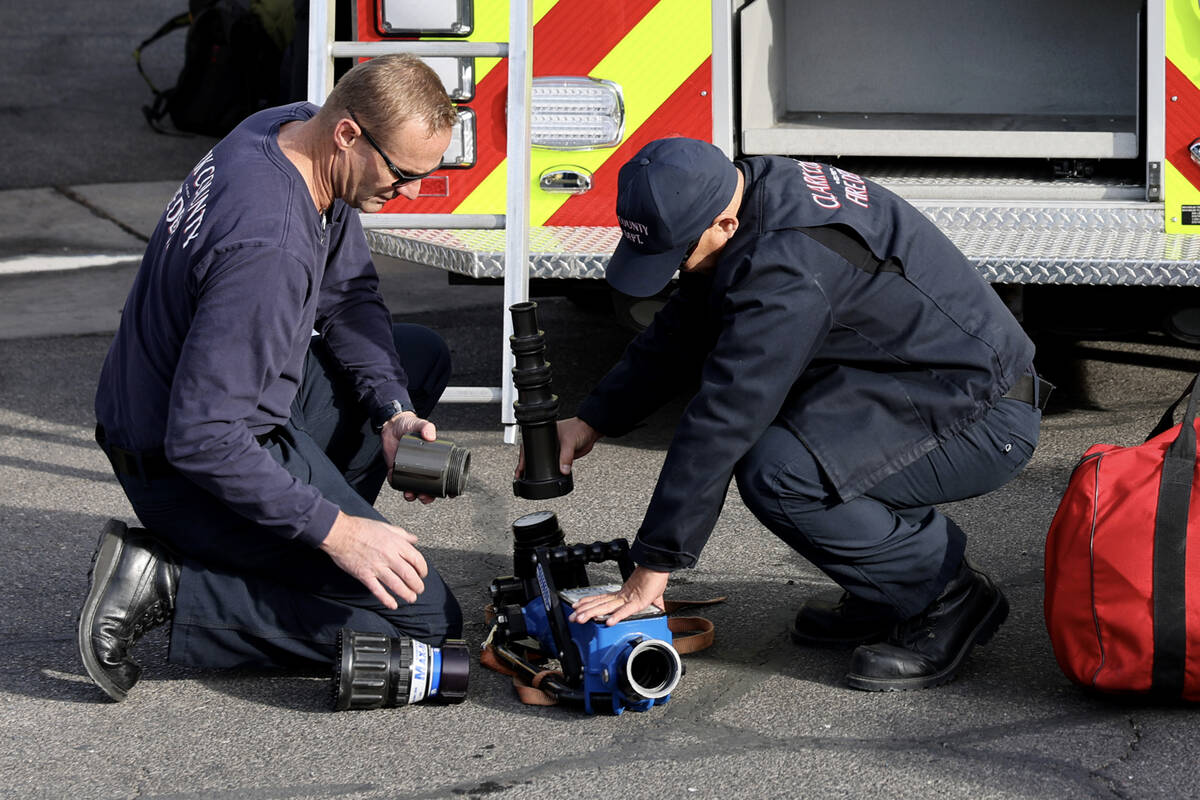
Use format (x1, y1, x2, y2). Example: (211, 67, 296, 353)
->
(510, 301, 573, 500)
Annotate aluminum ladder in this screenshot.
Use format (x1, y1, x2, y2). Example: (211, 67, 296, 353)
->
(307, 0, 534, 443)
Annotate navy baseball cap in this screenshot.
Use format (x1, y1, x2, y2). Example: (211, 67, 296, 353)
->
(605, 138, 739, 298)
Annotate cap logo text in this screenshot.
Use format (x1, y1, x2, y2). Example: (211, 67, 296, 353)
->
(618, 216, 649, 244)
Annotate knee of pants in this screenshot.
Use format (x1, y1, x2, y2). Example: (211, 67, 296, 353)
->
(388, 581, 463, 644)
(434, 588, 464, 640)
(391, 324, 451, 418)
(734, 426, 829, 524)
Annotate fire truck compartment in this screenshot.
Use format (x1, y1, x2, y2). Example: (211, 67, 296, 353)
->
(737, 0, 1141, 160)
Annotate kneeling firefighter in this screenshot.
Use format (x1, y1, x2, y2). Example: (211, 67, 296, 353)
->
(77, 55, 470, 708)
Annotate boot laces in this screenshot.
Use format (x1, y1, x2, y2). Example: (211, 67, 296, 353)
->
(895, 601, 943, 642)
(129, 600, 169, 637)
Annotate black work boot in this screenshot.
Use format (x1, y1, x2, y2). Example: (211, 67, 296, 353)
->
(77, 519, 180, 701)
(844, 559, 1008, 691)
(789, 591, 894, 647)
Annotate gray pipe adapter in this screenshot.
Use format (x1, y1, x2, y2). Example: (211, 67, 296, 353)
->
(388, 435, 471, 498)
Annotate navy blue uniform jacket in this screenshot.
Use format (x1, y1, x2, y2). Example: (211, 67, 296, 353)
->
(95, 103, 412, 547)
(577, 156, 1035, 571)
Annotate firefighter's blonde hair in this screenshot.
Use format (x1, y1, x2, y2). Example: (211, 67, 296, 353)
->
(321, 54, 457, 140)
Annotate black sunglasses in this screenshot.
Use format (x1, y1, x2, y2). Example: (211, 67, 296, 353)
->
(679, 237, 700, 269)
(347, 109, 437, 189)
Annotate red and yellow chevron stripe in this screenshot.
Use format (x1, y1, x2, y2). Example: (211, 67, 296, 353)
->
(1166, 0, 1200, 233)
(358, 0, 713, 225)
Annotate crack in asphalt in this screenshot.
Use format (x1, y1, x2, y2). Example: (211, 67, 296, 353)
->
(1087, 714, 1143, 800)
(53, 185, 151, 244)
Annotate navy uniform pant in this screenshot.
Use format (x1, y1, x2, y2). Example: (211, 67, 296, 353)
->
(734, 397, 1041, 620)
(113, 324, 462, 670)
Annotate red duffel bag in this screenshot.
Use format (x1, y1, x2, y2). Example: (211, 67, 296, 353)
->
(1044, 373, 1200, 700)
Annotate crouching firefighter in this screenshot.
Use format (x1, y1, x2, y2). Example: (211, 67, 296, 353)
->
(558, 138, 1049, 691)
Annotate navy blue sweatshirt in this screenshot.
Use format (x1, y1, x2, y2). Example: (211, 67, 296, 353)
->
(95, 103, 412, 546)
(578, 156, 1035, 571)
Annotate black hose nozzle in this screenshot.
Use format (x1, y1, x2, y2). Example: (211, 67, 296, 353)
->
(510, 301, 573, 500)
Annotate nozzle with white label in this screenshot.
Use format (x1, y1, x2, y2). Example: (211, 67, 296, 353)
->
(332, 628, 469, 710)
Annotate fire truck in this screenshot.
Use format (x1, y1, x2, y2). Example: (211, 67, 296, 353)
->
(308, 0, 1200, 425)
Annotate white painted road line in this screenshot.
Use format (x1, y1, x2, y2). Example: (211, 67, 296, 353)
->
(0, 254, 140, 275)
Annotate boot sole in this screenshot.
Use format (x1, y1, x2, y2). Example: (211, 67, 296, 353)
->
(77, 520, 131, 702)
(844, 590, 1010, 692)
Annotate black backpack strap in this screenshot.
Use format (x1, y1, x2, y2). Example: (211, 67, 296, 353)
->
(135, 11, 193, 135)
(142, 93, 186, 136)
(1151, 370, 1199, 697)
(134, 11, 192, 96)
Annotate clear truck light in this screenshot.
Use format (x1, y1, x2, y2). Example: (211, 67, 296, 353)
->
(423, 57, 476, 102)
(530, 77, 625, 150)
(441, 108, 476, 168)
(378, 0, 472, 36)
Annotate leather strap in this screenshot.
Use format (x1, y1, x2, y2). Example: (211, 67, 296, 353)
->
(480, 644, 561, 706)
(662, 595, 724, 654)
(479, 642, 512, 676)
(668, 616, 715, 654)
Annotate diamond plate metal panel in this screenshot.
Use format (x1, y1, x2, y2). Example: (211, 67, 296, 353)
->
(367, 227, 619, 279)
(368, 201, 1200, 286)
(914, 202, 1163, 231)
(911, 201, 1200, 285)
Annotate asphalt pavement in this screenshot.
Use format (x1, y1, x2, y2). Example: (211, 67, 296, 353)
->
(3, 4, 1200, 797)
(3, 176, 1200, 800)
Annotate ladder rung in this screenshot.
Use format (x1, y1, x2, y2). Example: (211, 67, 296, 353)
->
(441, 386, 503, 403)
(330, 41, 509, 58)
(309, 0, 532, 435)
(360, 214, 505, 230)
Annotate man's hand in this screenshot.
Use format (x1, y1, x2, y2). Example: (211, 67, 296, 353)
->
(382, 411, 438, 503)
(568, 566, 669, 626)
(515, 416, 601, 479)
(319, 511, 428, 609)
